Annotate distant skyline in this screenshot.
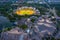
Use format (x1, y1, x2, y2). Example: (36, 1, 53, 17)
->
(0, 0, 60, 2)
(0, 0, 60, 3)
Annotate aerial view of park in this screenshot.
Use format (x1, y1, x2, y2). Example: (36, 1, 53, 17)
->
(0, 0, 60, 40)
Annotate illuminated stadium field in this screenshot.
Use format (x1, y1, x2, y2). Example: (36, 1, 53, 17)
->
(15, 7, 40, 15)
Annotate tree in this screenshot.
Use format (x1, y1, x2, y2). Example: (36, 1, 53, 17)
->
(18, 24, 28, 30)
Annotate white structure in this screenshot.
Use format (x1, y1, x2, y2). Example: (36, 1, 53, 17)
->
(35, 16, 56, 37)
(1, 27, 26, 40)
